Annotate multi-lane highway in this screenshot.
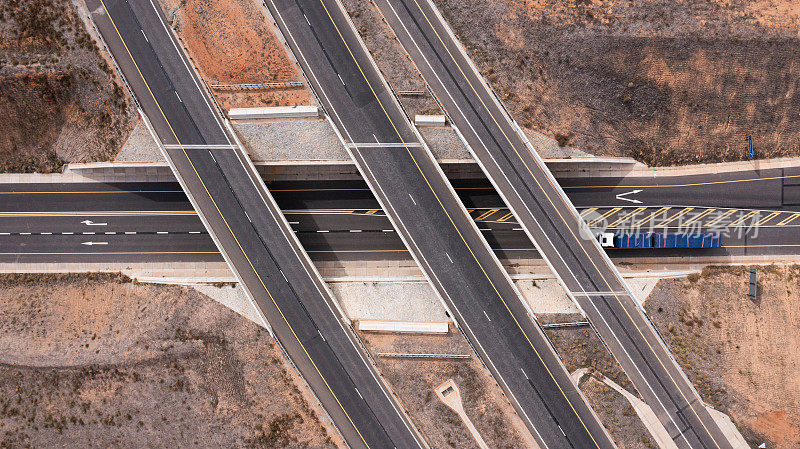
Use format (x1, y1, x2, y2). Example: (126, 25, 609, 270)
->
(374, 0, 738, 447)
(265, 0, 615, 447)
(87, 0, 426, 447)
(2, 175, 800, 263)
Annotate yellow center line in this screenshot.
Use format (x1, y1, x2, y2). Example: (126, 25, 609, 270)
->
(0, 211, 196, 216)
(97, 2, 371, 446)
(682, 208, 716, 226)
(606, 207, 646, 228)
(705, 209, 739, 227)
(410, 1, 725, 445)
(728, 210, 759, 227)
(0, 251, 218, 255)
(316, 0, 604, 443)
(0, 190, 184, 195)
(633, 207, 671, 228)
(586, 207, 621, 227)
(282, 209, 356, 214)
(11, 243, 800, 256)
(655, 208, 694, 228)
(562, 173, 800, 190)
(777, 212, 800, 226)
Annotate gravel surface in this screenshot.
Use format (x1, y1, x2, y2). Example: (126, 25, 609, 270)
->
(234, 120, 347, 162)
(114, 119, 164, 162)
(331, 281, 449, 323)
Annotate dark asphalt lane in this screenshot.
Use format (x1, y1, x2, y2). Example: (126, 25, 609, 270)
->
(266, 0, 614, 447)
(2, 210, 798, 263)
(375, 0, 735, 447)
(560, 167, 800, 210)
(2, 180, 798, 261)
(87, 0, 425, 447)
(6, 164, 800, 212)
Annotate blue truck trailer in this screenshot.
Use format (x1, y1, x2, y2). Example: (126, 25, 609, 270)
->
(599, 232, 721, 249)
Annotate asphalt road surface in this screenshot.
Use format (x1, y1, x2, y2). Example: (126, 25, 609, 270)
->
(374, 0, 736, 447)
(266, 0, 616, 447)
(2, 179, 797, 264)
(86, 0, 426, 447)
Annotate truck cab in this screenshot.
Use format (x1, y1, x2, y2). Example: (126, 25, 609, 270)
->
(598, 232, 615, 248)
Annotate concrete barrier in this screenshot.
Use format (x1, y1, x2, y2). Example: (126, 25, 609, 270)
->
(356, 319, 449, 334)
(228, 106, 319, 120)
(414, 114, 446, 127)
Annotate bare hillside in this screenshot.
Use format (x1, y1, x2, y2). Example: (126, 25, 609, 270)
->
(0, 0, 135, 172)
(435, 0, 800, 165)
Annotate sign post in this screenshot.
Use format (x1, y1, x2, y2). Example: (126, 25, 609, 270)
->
(749, 268, 758, 302)
(748, 135, 753, 158)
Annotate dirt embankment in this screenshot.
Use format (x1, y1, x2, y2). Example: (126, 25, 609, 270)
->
(0, 0, 135, 172)
(157, 0, 312, 110)
(360, 330, 534, 448)
(543, 318, 650, 448)
(341, 0, 442, 119)
(0, 273, 335, 448)
(434, 0, 800, 166)
(645, 266, 800, 448)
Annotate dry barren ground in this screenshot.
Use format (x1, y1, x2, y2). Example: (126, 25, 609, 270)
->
(0, 273, 336, 448)
(645, 266, 800, 448)
(360, 330, 534, 449)
(157, 0, 312, 110)
(0, 0, 135, 172)
(543, 316, 650, 448)
(434, 0, 800, 166)
(341, 0, 442, 119)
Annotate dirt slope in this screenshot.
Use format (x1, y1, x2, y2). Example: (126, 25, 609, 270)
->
(646, 266, 800, 448)
(434, 0, 800, 165)
(0, 0, 135, 172)
(0, 274, 336, 448)
(157, 0, 311, 110)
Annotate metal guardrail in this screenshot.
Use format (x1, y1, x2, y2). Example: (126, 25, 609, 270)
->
(397, 90, 426, 96)
(376, 352, 471, 359)
(210, 81, 304, 90)
(540, 321, 590, 329)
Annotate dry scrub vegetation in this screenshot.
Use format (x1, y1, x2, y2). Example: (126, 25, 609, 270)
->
(156, 0, 312, 110)
(0, 273, 335, 448)
(434, 0, 800, 165)
(0, 0, 135, 172)
(543, 316, 649, 448)
(361, 330, 533, 449)
(341, 0, 442, 118)
(646, 265, 800, 448)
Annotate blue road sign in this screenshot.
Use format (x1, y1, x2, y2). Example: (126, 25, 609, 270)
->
(748, 134, 753, 158)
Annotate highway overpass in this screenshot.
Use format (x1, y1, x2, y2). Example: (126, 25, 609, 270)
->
(87, 0, 426, 447)
(264, 0, 615, 446)
(374, 0, 741, 446)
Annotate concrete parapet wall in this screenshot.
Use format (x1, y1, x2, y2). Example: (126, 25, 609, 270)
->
(356, 319, 449, 334)
(229, 106, 319, 120)
(0, 157, 650, 185)
(414, 114, 446, 127)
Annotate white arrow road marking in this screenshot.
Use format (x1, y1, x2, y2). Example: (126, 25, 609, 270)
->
(615, 189, 643, 204)
(81, 241, 108, 246)
(81, 220, 107, 226)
